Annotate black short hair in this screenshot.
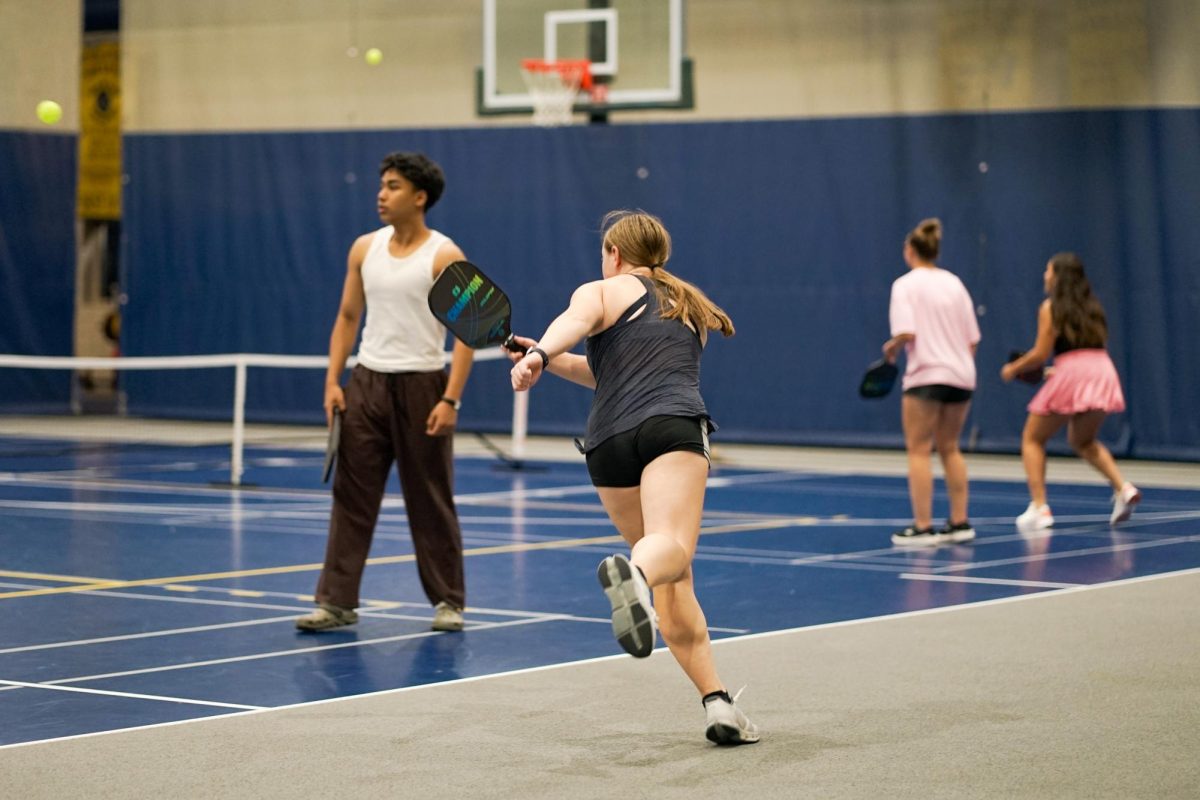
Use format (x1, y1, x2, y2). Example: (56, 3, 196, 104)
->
(379, 152, 445, 212)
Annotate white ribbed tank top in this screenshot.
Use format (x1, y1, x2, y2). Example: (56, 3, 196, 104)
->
(356, 226, 450, 373)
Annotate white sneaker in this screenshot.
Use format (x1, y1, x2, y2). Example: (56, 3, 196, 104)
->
(431, 601, 464, 632)
(704, 687, 761, 746)
(1016, 502, 1054, 530)
(1110, 483, 1142, 525)
(596, 554, 658, 658)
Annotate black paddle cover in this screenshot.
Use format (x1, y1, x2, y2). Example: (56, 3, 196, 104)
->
(322, 407, 342, 484)
(427, 261, 525, 352)
(859, 358, 899, 399)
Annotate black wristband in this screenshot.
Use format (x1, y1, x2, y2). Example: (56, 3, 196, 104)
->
(439, 396, 461, 411)
(529, 347, 550, 370)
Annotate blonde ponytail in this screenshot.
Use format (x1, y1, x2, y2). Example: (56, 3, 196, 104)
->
(601, 210, 735, 338)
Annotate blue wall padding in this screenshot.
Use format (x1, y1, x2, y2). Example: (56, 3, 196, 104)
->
(110, 108, 1200, 458)
(0, 131, 76, 410)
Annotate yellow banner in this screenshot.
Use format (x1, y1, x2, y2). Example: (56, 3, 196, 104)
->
(78, 40, 122, 220)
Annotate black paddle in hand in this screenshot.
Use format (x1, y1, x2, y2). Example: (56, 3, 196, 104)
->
(428, 261, 527, 353)
(1007, 350, 1045, 384)
(322, 407, 342, 484)
(859, 358, 899, 399)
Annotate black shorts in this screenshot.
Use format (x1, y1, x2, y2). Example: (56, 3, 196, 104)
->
(903, 384, 974, 403)
(585, 415, 712, 488)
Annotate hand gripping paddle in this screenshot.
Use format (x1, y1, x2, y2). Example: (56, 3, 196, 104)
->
(858, 358, 899, 399)
(1007, 350, 1045, 384)
(428, 261, 527, 353)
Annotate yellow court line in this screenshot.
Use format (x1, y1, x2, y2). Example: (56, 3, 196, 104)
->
(0, 534, 621, 601)
(0, 569, 117, 585)
(0, 517, 814, 601)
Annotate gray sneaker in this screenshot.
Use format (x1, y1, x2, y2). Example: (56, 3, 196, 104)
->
(295, 603, 358, 631)
(704, 689, 761, 746)
(431, 601, 464, 632)
(596, 554, 657, 658)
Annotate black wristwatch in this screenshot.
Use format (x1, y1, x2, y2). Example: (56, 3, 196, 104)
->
(529, 347, 550, 370)
(440, 396, 462, 411)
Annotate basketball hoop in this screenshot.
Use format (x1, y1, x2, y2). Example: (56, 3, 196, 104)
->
(520, 59, 592, 127)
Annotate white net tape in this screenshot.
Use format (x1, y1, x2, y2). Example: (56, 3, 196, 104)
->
(521, 63, 586, 127)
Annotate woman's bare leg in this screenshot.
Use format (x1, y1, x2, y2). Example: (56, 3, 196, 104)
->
(934, 400, 972, 524)
(597, 451, 720, 695)
(1022, 413, 1067, 506)
(1067, 411, 1125, 490)
(902, 395, 940, 529)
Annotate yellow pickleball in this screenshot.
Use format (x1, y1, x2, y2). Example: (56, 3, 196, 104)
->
(37, 100, 63, 125)
(364, 48, 383, 66)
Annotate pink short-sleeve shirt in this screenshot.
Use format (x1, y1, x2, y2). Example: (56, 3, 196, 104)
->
(889, 267, 981, 391)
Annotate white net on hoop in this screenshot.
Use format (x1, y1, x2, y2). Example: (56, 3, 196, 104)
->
(521, 61, 587, 127)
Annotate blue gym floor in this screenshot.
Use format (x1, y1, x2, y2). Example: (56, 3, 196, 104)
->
(2, 439, 1199, 748)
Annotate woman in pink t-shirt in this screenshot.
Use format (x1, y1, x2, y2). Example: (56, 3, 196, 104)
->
(1001, 252, 1140, 529)
(883, 219, 981, 547)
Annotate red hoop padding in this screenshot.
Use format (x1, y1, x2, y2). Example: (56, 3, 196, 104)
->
(521, 58, 593, 90)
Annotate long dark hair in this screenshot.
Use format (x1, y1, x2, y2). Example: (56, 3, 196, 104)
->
(1049, 252, 1107, 348)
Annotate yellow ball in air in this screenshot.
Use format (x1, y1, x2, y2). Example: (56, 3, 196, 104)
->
(37, 100, 63, 125)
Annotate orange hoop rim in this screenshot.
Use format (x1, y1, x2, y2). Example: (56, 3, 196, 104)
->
(520, 58, 593, 90)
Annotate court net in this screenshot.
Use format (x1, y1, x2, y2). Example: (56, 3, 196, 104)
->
(0, 350, 526, 485)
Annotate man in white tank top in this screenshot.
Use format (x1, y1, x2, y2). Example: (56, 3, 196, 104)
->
(296, 152, 475, 633)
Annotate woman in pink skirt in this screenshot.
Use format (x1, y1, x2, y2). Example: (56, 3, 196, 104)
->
(1001, 252, 1140, 529)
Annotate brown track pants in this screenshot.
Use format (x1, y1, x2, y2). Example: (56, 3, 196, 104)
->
(314, 365, 465, 610)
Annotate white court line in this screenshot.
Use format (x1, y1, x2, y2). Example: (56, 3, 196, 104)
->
(0, 679, 264, 711)
(0, 499, 251, 515)
(0, 474, 331, 500)
(0, 581, 631, 650)
(698, 542, 961, 565)
(927, 534, 1200, 573)
(0, 589, 741, 662)
(5, 564, 1196, 753)
(34, 616, 565, 687)
(899, 574, 1080, 589)
(0, 615, 305, 655)
(722, 480, 1198, 511)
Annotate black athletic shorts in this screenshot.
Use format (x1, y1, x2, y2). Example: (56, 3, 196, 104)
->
(903, 383, 974, 403)
(585, 415, 712, 488)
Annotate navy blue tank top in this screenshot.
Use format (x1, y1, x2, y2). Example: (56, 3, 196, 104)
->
(583, 275, 713, 452)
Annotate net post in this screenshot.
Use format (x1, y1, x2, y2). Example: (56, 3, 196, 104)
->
(231, 358, 247, 486)
(511, 389, 528, 464)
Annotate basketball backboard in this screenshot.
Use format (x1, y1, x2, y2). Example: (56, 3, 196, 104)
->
(477, 0, 693, 117)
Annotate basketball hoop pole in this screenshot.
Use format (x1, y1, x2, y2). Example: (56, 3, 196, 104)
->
(586, 3, 610, 125)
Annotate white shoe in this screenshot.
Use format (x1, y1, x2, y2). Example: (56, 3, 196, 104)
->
(597, 554, 658, 658)
(1110, 483, 1142, 525)
(431, 601, 464, 632)
(704, 687, 761, 746)
(1016, 502, 1054, 530)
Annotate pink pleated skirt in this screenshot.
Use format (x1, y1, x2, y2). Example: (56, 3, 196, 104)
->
(1028, 348, 1125, 416)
